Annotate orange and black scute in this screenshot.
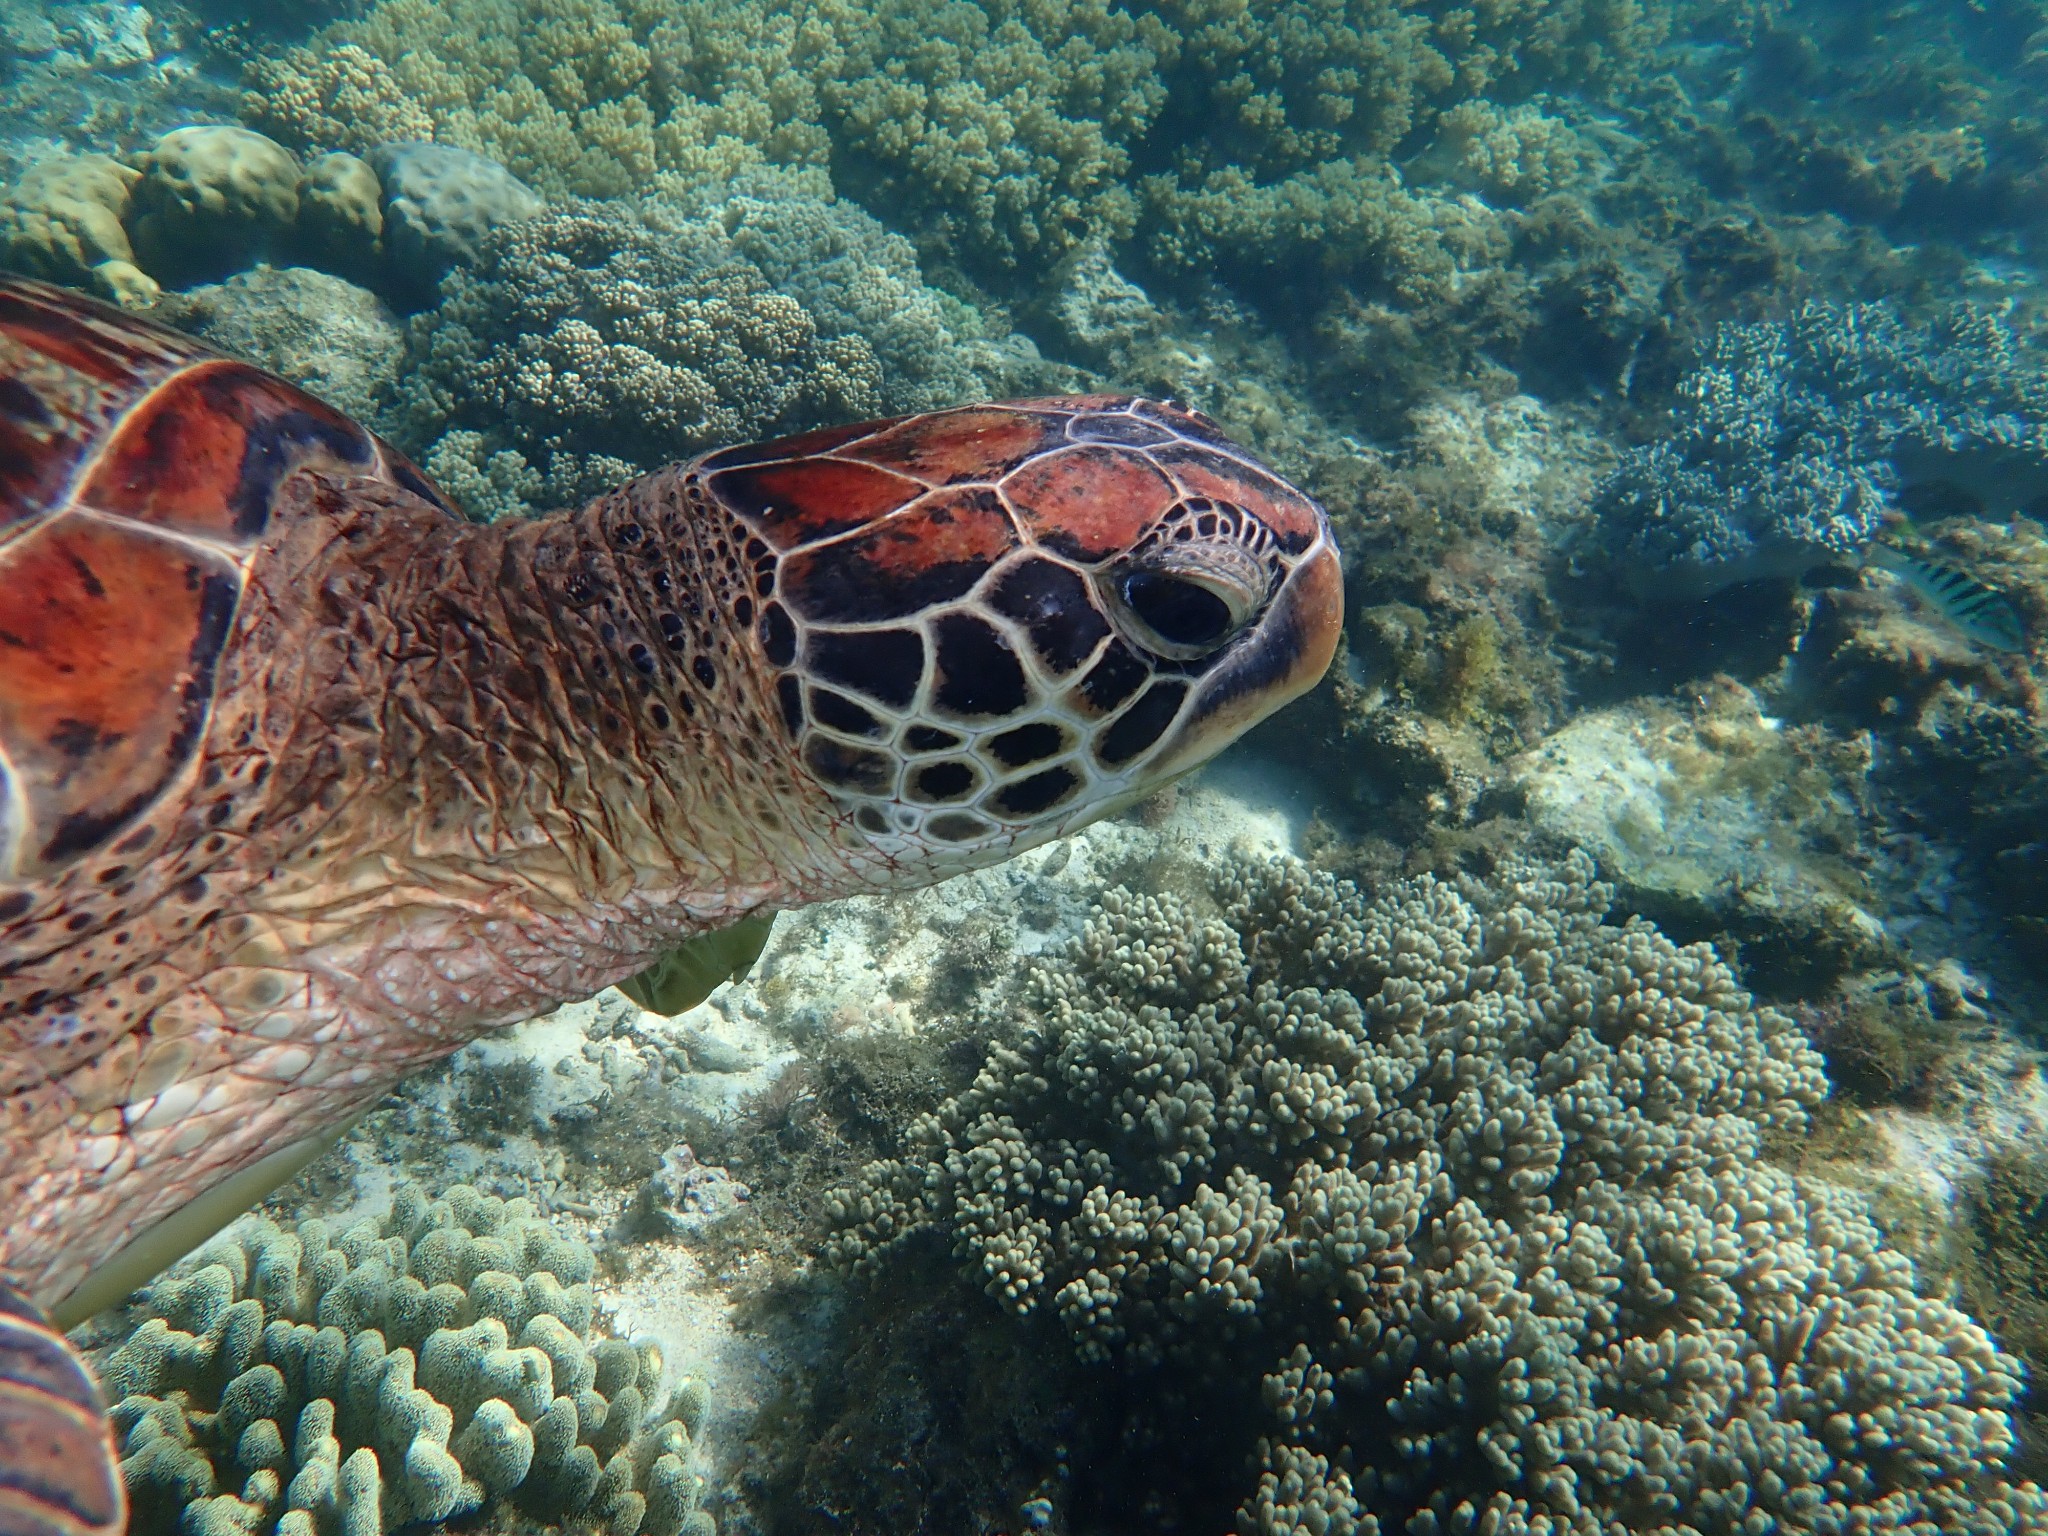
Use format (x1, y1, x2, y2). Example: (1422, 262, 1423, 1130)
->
(692, 392, 1339, 849)
(0, 1278, 121, 1536)
(0, 277, 441, 883)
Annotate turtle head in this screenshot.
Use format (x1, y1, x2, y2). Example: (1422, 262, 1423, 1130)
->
(698, 396, 1341, 882)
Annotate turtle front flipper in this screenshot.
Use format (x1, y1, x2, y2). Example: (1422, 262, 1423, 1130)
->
(0, 1280, 122, 1536)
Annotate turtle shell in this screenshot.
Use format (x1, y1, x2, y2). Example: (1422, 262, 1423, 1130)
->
(0, 276, 444, 882)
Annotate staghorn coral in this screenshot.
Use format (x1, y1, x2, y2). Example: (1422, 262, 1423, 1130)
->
(824, 853, 2048, 1534)
(1591, 301, 2048, 586)
(99, 1182, 713, 1536)
(393, 173, 1059, 516)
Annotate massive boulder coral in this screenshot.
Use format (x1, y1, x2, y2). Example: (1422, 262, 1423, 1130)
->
(367, 140, 545, 300)
(825, 853, 2048, 1534)
(126, 125, 303, 285)
(99, 1183, 714, 1536)
(0, 152, 156, 306)
(1, 126, 538, 308)
(1591, 301, 2048, 587)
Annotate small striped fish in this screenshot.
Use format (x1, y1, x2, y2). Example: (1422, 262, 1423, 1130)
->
(0, 1280, 123, 1536)
(1865, 542, 2027, 652)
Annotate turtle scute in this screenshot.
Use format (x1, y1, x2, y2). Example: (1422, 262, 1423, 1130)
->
(0, 274, 443, 882)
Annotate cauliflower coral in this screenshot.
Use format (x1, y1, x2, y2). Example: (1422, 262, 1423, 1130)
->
(825, 851, 2047, 1535)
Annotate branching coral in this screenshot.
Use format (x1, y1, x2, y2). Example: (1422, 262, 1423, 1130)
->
(243, 0, 1684, 280)
(393, 171, 1059, 516)
(825, 853, 2048, 1534)
(393, 195, 884, 513)
(802, 0, 1166, 264)
(1593, 302, 2048, 584)
(243, 43, 436, 158)
(101, 1182, 714, 1536)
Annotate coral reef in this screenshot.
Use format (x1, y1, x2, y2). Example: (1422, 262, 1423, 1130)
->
(154, 266, 406, 425)
(242, 0, 1696, 286)
(1591, 302, 2048, 586)
(0, 150, 154, 305)
(126, 124, 302, 285)
(392, 169, 1062, 517)
(823, 852, 2046, 1533)
(245, 0, 1164, 259)
(99, 1182, 714, 1536)
(1693, 2, 2048, 253)
(366, 139, 542, 301)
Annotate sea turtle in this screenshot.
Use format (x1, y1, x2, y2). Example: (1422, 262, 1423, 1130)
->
(0, 273, 1340, 1529)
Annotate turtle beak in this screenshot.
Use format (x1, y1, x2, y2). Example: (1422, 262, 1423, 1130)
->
(1148, 538, 1343, 780)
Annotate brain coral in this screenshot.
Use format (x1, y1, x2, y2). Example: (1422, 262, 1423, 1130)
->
(824, 852, 2048, 1534)
(100, 1183, 714, 1536)
(394, 170, 1059, 519)
(1593, 301, 2048, 584)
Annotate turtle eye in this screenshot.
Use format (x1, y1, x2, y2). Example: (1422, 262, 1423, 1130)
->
(1109, 557, 1262, 660)
(1120, 570, 1235, 648)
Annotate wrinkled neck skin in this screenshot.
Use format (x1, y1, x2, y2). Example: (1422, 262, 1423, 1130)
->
(247, 468, 872, 1034)
(2, 469, 884, 1311)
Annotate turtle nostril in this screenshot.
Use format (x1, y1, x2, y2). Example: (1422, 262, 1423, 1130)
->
(1119, 570, 1235, 649)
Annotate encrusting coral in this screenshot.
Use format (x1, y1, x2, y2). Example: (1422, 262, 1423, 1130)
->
(824, 852, 2048, 1534)
(98, 1182, 715, 1536)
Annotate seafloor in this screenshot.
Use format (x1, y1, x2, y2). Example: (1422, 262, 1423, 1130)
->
(10, 0, 2048, 1532)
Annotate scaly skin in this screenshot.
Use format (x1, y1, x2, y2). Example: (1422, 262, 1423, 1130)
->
(2, 468, 867, 1311)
